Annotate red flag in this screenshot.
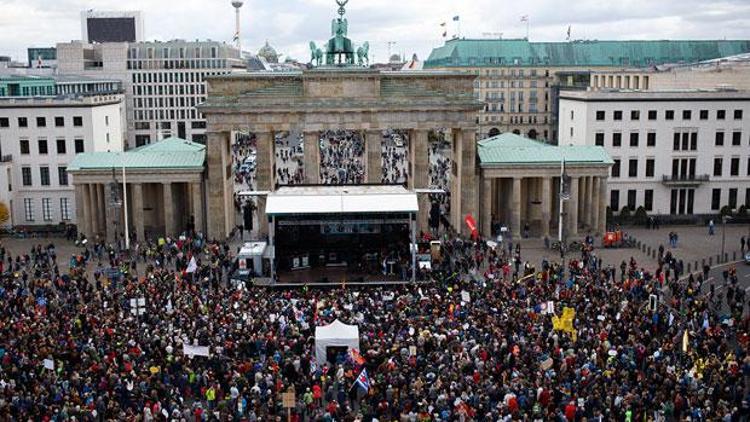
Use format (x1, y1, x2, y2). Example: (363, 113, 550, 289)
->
(464, 214, 479, 239)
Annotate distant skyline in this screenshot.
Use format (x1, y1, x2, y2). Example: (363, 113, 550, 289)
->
(2, 0, 750, 64)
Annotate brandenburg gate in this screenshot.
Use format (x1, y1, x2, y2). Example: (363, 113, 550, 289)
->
(199, 69, 483, 240)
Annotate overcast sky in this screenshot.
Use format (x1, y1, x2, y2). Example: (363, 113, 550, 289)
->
(2, 0, 750, 64)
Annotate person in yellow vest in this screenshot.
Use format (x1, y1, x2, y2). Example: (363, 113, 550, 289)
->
(206, 384, 216, 410)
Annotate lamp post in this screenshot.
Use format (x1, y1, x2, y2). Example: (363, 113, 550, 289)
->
(721, 215, 729, 263)
(122, 153, 130, 250)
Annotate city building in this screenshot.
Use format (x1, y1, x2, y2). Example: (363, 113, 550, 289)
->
(589, 53, 750, 92)
(81, 10, 144, 43)
(57, 40, 245, 147)
(424, 39, 750, 141)
(0, 76, 125, 228)
(27, 47, 57, 69)
(69, 137, 206, 242)
(559, 89, 750, 218)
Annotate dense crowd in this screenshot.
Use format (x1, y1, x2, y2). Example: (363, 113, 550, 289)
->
(1, 228, 748, 421)
(319, 131, 365, 185)
(381, 131, 409, 185)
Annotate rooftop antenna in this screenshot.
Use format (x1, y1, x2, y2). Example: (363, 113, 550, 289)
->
(231, 0, 244, 53)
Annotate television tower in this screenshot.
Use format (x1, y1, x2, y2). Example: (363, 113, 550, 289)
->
(231, 0, 244, 53)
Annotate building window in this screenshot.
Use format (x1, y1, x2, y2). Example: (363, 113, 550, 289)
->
(21, 167, 32, 186)
(54, 116, 64, 127)
(711, 188, 721, 210)
(682, 110, 691, 120)
(717, 110, 726, 120)
(690, 132, 698, 150)
(610, 190, 620, 211)
(17, 117, 27, 128)
(629, 132, 639, 147)
(40, 166, 50, 186)
(647, 110, 657, 120)
(646, 159, 655, 177)
(613, 111, 622, 121)
(596, 111, 605, 121)
(715, 131, 724, 146)
(628, 159, 638, 177)
(714, 157, 723, 177)
(42, 198, 52, 221)
(38, 139, 48, 154)
(20, 139, 29, 154)
(627, 190, 636, 211)
(57, 166, 68, 186)
(595, 132, 604, 146)
(665, 110, 674, 120)
(612, 159, 621, 178)
(644, 189, 654, 211)
(73, 116, 83, 127)
(60, 198, 71, 221)
(630, 110, 640, 121)
(729, 188, 738, 209)
(570, 110, 574, 120)
(36, 117, 46, 127)
(74, 139, 84, 153)
(23, 198, 34, 221)
(647, 132, 656, 147)
(734, 110, 743, 120)
(612, 132, 622, 147)
(56, 139, 66, 154)
(0, 118, 8, 128)
(731, 157, 740, 176)
(732, 131, 742, 146)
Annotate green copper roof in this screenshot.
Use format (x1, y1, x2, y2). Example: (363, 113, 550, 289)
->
(425, 39, 750, 68)
(68, 137, 205, 171)
(479, 133, 612, 166)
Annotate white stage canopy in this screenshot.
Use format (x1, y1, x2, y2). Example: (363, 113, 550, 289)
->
(314, 319, 360, 366)
(265, 185, 418, 216)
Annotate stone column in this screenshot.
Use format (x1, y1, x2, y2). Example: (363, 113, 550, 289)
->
(303, 131, 320, 184)
(411, 129, 430, 231)
(567, 176, 579, 237)
(541, 177, 551, 238)
(451, 130, 463, 230)
(255, 131, 275, 236)
(364, 130, 382, 184)
(103, 183, 116, 243)
(586, 176, 596, 229)
(457, 128, 478, 236)
(206, 131, 232, 240)
(590, 177, 601, 234)
(97, 184, 107, 237)
(162, 182, 175, 237)
(511, 177, 522, 239)
(598, 176, 608, 234)
(87, 184, 98, 237)
(481, 176, 492, 237)
(131, 183, 145, 242)
(192, 182, 204, 234)
(580, 176, 588, 229)
(75, 184, 88, 238)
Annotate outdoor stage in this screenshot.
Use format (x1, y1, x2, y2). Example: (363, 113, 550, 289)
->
(264, 185, 421, 285)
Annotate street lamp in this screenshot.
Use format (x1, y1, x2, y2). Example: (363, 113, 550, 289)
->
(110, 154, 130, 250)
(721, 215, 730, 262)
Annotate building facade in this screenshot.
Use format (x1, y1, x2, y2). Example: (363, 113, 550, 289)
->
(0, 93, 124, 228)
(559, 90, 750, 217)
(57, 40, 245, 148)
(424, 39, 750, 141)
(81, 10, 144, 43)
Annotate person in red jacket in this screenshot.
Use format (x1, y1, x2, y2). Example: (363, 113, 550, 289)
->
(565, 400, 577, 421)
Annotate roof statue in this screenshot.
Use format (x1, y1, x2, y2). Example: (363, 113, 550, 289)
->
(258, 40, 279, 63)
(309, 0, 368, 67)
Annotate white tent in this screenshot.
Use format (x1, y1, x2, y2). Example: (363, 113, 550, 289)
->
(314, 319, 360, 366)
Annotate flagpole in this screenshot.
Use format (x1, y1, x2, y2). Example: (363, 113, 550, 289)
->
(558, 158, 564, 243)
(122, 152, 130, 250)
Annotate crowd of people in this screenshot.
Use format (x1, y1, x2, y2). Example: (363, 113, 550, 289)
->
(1, 224, 748, 420)
(380, 131, 409, 185)
(319, 131, 365, 185)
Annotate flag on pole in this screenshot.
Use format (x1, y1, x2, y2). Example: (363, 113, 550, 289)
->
(233, 32, 240, 42)
(350, 349, 366, 365)
(440, 22, 446, 27)
(566, 25, 571, 41)
(186, 256, 198, 273)
(453, 15, 460, 21)
(354, 368, 371, 392)
(520, 15, 529, 22)
(442, 31, 447, 38)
